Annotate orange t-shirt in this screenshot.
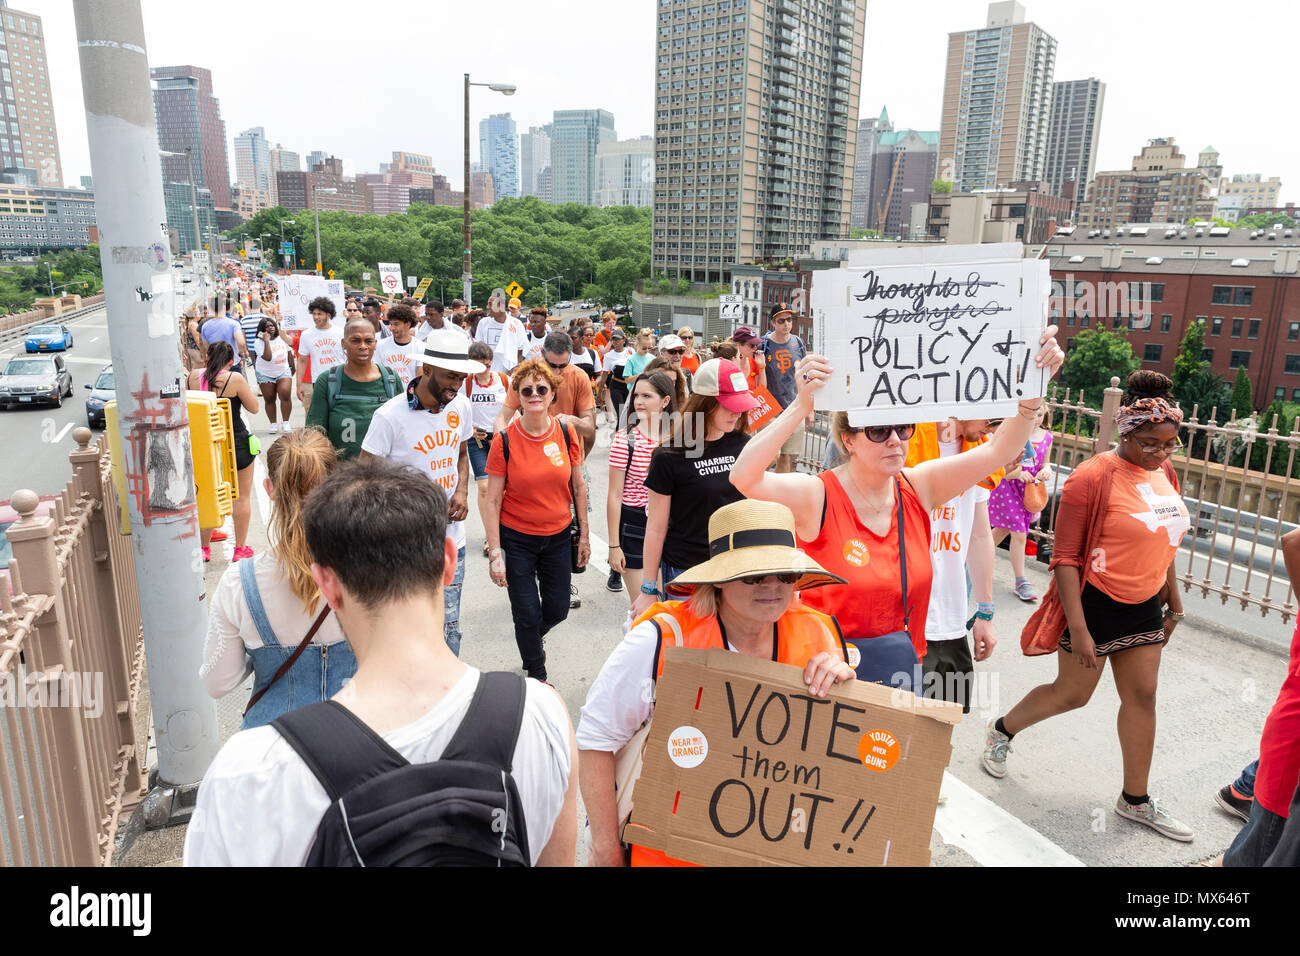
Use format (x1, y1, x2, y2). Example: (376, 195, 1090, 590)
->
(486, 418, 585, 536)
(680, 350, 700, 375)
(502, 363, 595, 418)
(797, 470, 933, 657)
(1089, 454, 1190, 604)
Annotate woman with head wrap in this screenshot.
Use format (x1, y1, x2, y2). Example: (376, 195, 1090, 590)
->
(984, 371, 1194, 842)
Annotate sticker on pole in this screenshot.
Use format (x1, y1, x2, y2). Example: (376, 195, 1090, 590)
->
(667, 726, 708, 768)
(378, 262, 402, 295)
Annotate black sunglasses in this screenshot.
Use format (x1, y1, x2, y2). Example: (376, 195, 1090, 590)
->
(666, 348, 686, 356)
(738, 573, 800, 586)
(520, 384, 551, 398)
(846, 423, 916, 443)
(546, 361, 568, 373)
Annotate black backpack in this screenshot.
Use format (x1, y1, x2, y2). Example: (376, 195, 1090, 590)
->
(271, 671, 531, 867)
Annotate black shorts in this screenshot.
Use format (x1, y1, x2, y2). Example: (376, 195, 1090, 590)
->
(1060, 583, 1166, 657)
(921, 635, 975, 714)
(234, 433, 256, 471)
(618, 504, 647, 570)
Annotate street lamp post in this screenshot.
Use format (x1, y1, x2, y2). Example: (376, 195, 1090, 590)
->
(279, 217, 295, 271)
(312, 185, 337, 276)
(529, 274, 562, 310)
(463, 74, 516, 306)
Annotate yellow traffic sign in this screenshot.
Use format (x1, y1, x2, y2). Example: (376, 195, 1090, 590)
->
(328, 269, 335, 279)
(413, 278, 433, 300)
(505, 281, 524, 299)
(315, 262, 323, 272)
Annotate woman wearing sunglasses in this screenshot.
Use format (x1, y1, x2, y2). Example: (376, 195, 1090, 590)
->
(578, 498, 853, 867)
(729, 333, 1064, 690)
(484, 358, 590, 682)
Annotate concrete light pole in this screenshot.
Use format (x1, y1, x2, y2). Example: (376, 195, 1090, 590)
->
(529, 274, 562, 310)
(279, 217, 295, 271)
(312, 185, 336, 276)
(463, 74, 515, 306)
(73, 0, 219, 821)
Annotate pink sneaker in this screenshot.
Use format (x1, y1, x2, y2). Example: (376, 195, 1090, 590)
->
(232, 546, 254, 562)
(202, 545, 211, 563)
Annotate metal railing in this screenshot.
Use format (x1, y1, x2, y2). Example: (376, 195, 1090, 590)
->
(799, 377, 1300, 624)
(1, 429, 144, 866)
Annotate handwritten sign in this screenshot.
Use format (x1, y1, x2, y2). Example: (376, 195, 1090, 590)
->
(626, 648, 960, 867)
(272, 275, 346, 331)
(378, 262, 402, 295)
(810, 243, 1049, 426)
(746, 384, 781, 431)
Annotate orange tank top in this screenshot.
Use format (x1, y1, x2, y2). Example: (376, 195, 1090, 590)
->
(797, 470, 933, 658)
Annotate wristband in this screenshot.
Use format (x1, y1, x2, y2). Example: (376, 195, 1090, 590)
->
(609, 544, 622, 550)
(1163, 609, 1184, 621)
(640, 582, 662, 596)
(975, 602, 995, 622)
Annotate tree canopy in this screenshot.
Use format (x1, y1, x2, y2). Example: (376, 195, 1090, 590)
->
(1059, 327, 1139, 406)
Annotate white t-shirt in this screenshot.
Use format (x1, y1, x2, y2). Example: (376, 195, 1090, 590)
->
(254, 336, 291, 378)
(523, 330, 548, 362)
(474, 315, 529, 374)
(464, 371, 510, 432)
(602, 347, 633, 374)
(924, 439, 992, 643)
(415, 321, 470, 343)
(373, 336, 424, 389)
(183, 667, 572, 866)
(296, 323, 345, 383)
(200, 551, 349, 699)
(360, 393, 473, 551)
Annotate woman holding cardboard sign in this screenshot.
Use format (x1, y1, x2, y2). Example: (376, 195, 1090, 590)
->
(576, 499, 853, 867)
(729, 328, 1064, 691)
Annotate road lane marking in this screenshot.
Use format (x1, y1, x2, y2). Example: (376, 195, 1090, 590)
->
(89, 337, 100, 343)
(52, 422, 74, 444)
(65, 356, 113, 366)
(934, 772, 1084, 867)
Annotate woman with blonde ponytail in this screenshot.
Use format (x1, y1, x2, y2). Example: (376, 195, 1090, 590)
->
(199, 429, 358, 728)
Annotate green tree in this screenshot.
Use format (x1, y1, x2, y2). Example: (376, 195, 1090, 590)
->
(1235, 213, 1295, 231)
(1230, 366, 1253, 418)
(1171, 321, 1208, 401)
(850, 228, 882, 239)
(1059, 328, 1139, 406)
(931, 179, 954, 194)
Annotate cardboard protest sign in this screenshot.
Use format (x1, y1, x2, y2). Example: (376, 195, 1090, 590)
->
(746, 384, 781, 431)
(272, 275, 347, 331)
(377, 262, 402, 296)
(626, 647, 961, 866)
(810, 243, 1050, 426)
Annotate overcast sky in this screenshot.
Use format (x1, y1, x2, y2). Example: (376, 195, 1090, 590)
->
(36, 0, 1297, 203)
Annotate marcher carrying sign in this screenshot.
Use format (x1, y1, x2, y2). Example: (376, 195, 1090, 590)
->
(810, 243, 1050, 426)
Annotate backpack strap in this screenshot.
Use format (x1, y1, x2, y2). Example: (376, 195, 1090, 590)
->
(326, 364, 342, 408)
(238, 556, 281, 649)
(380, 365, 401, 399)
(272, 699, 409, 802)
(441, 671, 527, 772)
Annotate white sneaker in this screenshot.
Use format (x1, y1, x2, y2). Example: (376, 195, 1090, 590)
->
(269, 422, 279, 434)
(981, 719, 1013, 779)
(1115, 796, 1195, 842)
(281, 422, 292, 433)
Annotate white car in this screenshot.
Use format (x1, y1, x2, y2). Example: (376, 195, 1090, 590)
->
(554, 300, 573, 310)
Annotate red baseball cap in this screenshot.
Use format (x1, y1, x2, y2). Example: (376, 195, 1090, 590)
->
(693, 358, 760, 413)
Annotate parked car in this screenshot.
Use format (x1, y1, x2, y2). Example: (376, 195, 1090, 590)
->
(613, 304, 631, 315)
(554, 300, 573, 310)
(85, 363, 114, 428)
(0, 354, 73, 409)
(24, 323, 74, 352)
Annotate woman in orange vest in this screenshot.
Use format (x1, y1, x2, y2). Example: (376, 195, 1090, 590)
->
(576, 499, 853, 867)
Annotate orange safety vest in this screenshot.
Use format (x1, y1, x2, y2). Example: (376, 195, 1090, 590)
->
(904, 422, 1004, 490)
(626, 597, 848, 867)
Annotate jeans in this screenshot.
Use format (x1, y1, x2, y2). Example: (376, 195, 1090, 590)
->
(444, 545, 466, 657)
(1234, 759, 1259, 799)
(501, 525, 571, 680)
(1223, 795, 1289, 867)
(660, 562, 691, 598)
(468, 435, 491, 480)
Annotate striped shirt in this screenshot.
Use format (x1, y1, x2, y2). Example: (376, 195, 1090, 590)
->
(609, 426, 659, 509)
(240, 312, 267, 347)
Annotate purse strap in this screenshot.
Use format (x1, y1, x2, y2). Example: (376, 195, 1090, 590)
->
(896, 476, 910, 633)
(243, 604, 333, 716)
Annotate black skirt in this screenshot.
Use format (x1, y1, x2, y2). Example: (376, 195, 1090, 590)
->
(1059, 583, 1167, 657)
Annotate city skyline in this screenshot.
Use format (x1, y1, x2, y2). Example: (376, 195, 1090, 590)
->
(31, 0, 1300, 209)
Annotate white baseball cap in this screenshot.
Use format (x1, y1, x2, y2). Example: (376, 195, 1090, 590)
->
(659, 334, 685, 351)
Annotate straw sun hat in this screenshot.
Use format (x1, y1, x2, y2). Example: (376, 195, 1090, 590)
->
(671, 500, 846, 590)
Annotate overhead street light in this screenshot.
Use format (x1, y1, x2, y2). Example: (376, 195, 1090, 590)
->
(529, 274, 563, 310)
(464, 74, 517, 306)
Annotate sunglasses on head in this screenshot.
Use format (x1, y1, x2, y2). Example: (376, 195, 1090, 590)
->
(738, 573, 800, 586)
(846, 423, 916, 443)
(520, 384, 551, 398)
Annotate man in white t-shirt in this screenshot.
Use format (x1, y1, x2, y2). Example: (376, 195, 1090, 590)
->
(373, 303, 424, 388)
(523, 307, 549, 361)
(415, 300, 469, 343)
(294, 296, 344, 410)
(473, 288, 528, 374)
(183, 458, 577, 867)
(361, 329, 480, 656)
(915, 419, 999, 716)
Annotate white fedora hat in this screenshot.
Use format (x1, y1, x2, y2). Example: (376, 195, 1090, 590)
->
(416, 328, 485, 374)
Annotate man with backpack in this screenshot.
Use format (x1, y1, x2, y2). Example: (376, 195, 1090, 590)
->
(185, 456, 578, 866)
(304, 316, 404, 460)
(761, 305, 809, 473)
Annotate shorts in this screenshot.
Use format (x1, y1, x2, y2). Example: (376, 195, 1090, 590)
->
(921, 635, 975, 714)
(468, 433, 492, 480)
(255, 369, 292, 385)
(234, 432, 256, 471)
(781, 422, 805, 458)
(617, 504, 647, 570)
(1059, 584, 1167, 658)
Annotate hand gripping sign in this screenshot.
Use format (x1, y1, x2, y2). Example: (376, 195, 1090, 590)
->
(810, 243, 1050, 426)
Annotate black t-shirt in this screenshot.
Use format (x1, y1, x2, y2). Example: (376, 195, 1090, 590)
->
(643, 430, 751, 569)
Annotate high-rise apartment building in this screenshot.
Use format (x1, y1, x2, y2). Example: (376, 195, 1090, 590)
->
(233, 126, 273, 196)
(306, 151, 328, 173)
(0, 2, 61, 186)
(389, 151, 436, 189)
(865, 127, 940, 237)
(1076, 137, 1216, 228)
(652, 0, 867, 283)
(551, 109, 615, 205)
(1043, 78, 1104, 201)
(270, 144, 299, 173)
(850, 110, 886, 230)
(1217, 173, 1282, 221)
(470, 171, 495, 209)
(151, 65, 233, 211)
(479, 114, 518, 200)
(938, 2, 1057, 193)
(520, 126, 552, 200)
(595, 136, 654, 208)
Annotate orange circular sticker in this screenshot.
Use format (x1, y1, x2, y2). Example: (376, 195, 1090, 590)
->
(846, 644, 862, 669)
(842, 539, 869, 567)
(857, 729, 900, 772)
(446, 410, 460, 429)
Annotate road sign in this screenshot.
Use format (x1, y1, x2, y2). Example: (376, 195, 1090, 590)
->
(413, 278, 433, 300)
(718, 293, 743, 323)
(328, 269, 335, 279)
(192, 250, 210, 270)
(407, 276, 418, 290)
(238, 248, 246, 258)
(362, 272, 372, 281)
(280, 241, 294, 256)
(505, 281, 524, 299)
(378, 262, 402, 294)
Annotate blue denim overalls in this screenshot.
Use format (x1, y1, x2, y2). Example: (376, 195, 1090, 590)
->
(239, 558, 357, 729)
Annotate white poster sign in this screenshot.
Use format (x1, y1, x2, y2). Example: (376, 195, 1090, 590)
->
(377, 262, 402, 295)
(810, 243, 1050, 426)
(718, 294, 742, 323)
(273, 275, 347, 331)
